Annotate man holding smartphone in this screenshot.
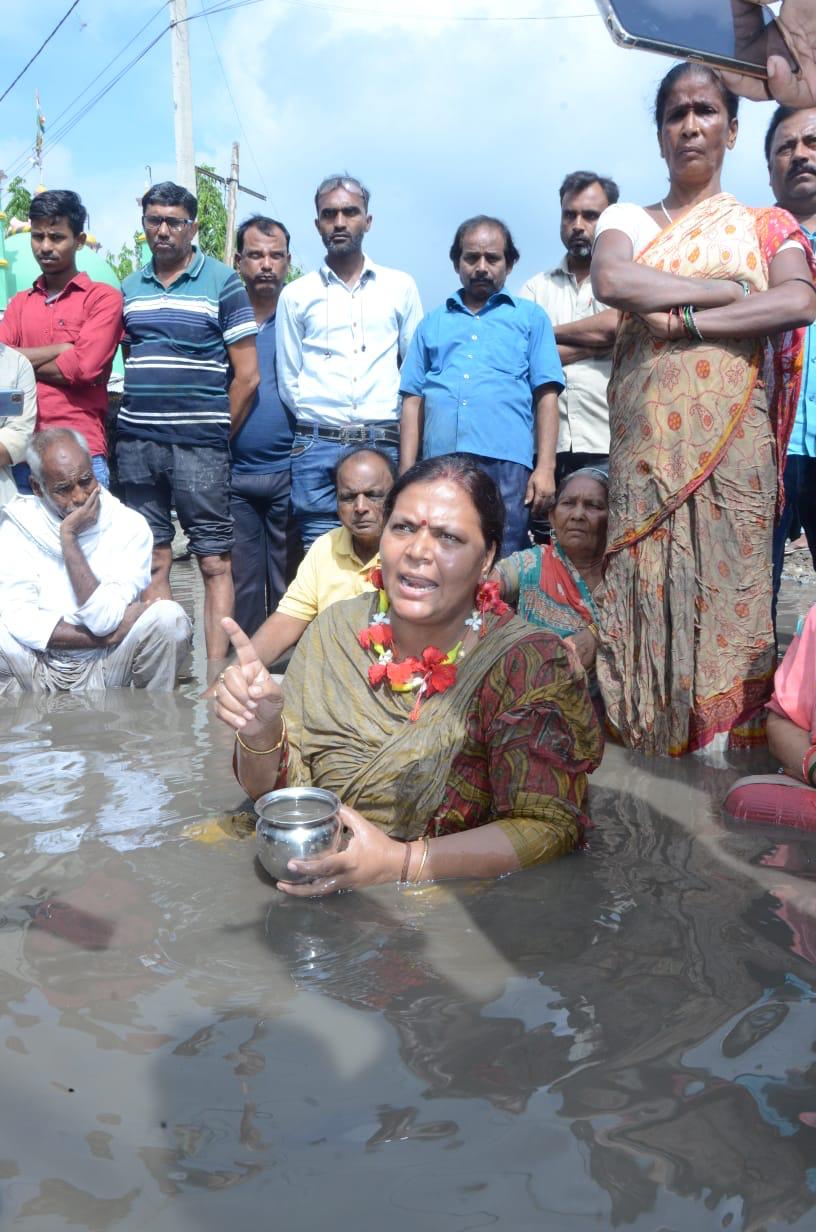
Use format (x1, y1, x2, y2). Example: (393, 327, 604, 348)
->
(767, 105, 816, 623)
(0, 190, 123, 489)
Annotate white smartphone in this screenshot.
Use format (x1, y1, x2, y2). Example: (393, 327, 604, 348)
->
(0, 389, 25, 417)
(595, 0, 795, 81)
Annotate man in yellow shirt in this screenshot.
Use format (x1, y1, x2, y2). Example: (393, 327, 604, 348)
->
(247, 446, 395, 667)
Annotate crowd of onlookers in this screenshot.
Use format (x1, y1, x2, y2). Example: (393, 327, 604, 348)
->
(4, 60, 816, 797)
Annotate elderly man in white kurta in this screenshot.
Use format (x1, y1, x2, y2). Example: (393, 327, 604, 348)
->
(0, 428, 192, 693)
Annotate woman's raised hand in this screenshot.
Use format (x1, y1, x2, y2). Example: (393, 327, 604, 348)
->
(213, 617, 283, 737)
(277, 805, 405, 897)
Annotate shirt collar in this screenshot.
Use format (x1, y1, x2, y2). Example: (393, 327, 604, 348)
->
(335, 525, 379, 569)
(319, 253, 377, 288)
(142, 246, 205, 285)
(29, 269, 92, 297)
(446, 287, 516, 313)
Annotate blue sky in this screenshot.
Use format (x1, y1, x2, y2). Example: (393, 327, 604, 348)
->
(0, 0, 780, 308)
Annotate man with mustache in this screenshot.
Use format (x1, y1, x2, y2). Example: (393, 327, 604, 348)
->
(231, 215, 298, 634)
(399, 215, 564, 555)
(768, 107, 816, 622)
(116, 182, 260, 664)
(518, 172, 620, 485)
(276, 174, 423, 550)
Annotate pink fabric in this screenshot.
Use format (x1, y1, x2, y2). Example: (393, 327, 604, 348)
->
(724, 775, 816, 831)
(767, 604, 816, 738)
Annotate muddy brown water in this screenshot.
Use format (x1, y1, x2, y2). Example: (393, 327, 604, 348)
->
(1, 567, 816, 1231)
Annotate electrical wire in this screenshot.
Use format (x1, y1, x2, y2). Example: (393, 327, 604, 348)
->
(0, 0, 83, 106)
(3, 0, 598, 180)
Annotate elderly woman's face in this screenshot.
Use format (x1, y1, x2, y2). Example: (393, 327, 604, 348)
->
(551, 476, 608, 559)
(379, 479, 494, 628)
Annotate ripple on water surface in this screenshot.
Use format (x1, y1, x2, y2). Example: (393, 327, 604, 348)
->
(0, 692, 815, 1230)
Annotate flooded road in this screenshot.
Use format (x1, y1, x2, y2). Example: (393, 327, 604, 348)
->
(1, 571, 816, 1231)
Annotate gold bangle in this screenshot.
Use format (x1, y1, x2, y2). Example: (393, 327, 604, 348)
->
(235, 715, 286, 756)
(414, 836, 430, 883)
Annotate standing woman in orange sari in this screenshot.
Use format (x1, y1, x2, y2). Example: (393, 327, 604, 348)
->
(591, 61, 816, 757)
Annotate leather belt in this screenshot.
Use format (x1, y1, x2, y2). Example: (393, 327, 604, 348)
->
(295, 420, 400, 444)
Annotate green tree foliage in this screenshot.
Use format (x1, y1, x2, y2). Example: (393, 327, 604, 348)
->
(3, 176, 33, 232)
(196, 164, 227, 260)
(106, 231, 144, 283)
(286, 263, 304, 284)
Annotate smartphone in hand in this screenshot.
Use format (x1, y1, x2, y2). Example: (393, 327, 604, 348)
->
(595, 0, 796, 81)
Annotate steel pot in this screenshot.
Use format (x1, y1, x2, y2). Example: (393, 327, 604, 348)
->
(254, 786, 342, 883)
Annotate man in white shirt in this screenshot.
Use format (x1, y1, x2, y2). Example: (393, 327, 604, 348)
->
(0, 428, 192, 693)
(276, 173, 423, 547)
(0, 343, 37, 508)
(519, 171, 620, 483)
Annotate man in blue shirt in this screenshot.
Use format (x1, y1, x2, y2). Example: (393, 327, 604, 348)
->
(399, 215, 564, 555)
(231, 216, 299, 635)
(768, 106, 816, 627)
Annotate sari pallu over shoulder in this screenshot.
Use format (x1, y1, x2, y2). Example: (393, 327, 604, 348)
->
(281, 593, 537, 840)
(606, 193, 812, 555)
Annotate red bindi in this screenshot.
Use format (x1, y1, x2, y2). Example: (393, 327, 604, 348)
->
(419, 518, 428, 526)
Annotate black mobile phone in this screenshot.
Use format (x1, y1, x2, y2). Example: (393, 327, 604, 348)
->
(0, 389, 25, 417)
(595, 0, 795, 80)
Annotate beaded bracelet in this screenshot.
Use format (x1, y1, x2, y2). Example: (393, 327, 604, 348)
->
(682, 305, 704, 341)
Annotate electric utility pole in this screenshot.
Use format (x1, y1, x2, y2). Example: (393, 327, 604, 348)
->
(170, 0, 195, 193)
(197, 144, 265, 264)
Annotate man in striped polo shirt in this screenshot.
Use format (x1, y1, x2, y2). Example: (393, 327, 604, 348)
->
(116, 182, 259, 662)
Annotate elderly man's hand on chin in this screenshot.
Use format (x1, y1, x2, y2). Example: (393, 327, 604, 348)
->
(724, 0, 816, 108)
(59, 484, 101, 538)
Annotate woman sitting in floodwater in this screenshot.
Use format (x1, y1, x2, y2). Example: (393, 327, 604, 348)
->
(214, 454, 603, 895)
(725, 606, 816, 830)
(491, 467, 607, 707)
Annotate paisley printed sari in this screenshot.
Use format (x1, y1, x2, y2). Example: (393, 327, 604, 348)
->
(598, 193, 812, 755)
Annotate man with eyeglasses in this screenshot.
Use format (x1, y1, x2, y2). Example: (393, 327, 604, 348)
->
(116, 181, 260, 663)
(275, 173, 422, 550)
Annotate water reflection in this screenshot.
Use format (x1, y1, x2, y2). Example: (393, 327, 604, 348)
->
(0, 690, 815, 1229)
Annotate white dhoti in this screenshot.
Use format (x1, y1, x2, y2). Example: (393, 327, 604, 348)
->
(0, 600, 192, 695)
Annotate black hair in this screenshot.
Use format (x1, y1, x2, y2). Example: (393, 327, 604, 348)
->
(141, 181, 198, 220)
(449, 215, 520, 268)
(559, 171, 620, 206)
(765, 104, 800, 163)
(382, 453, 505, 560)
(28, 190, 86, 236)
(332, 445, 397, 489)
(314, 174, 370, 213)
(236, 214, 291, 254)
(653, 61, 739, 129)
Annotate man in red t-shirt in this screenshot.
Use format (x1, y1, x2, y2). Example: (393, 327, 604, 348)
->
(0, 189, 123, 488)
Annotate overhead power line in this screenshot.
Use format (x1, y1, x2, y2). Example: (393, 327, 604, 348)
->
(3, 0, 598, 180)
(0, 0, 83, 106)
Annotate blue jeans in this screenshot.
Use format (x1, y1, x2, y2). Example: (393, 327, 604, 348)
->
(14, 454, 110, 494)
(290, 426, 399, 550)
(473, 455, 531, 558)
(772, 453, 816, 630)
(230, 469, 300, 637)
